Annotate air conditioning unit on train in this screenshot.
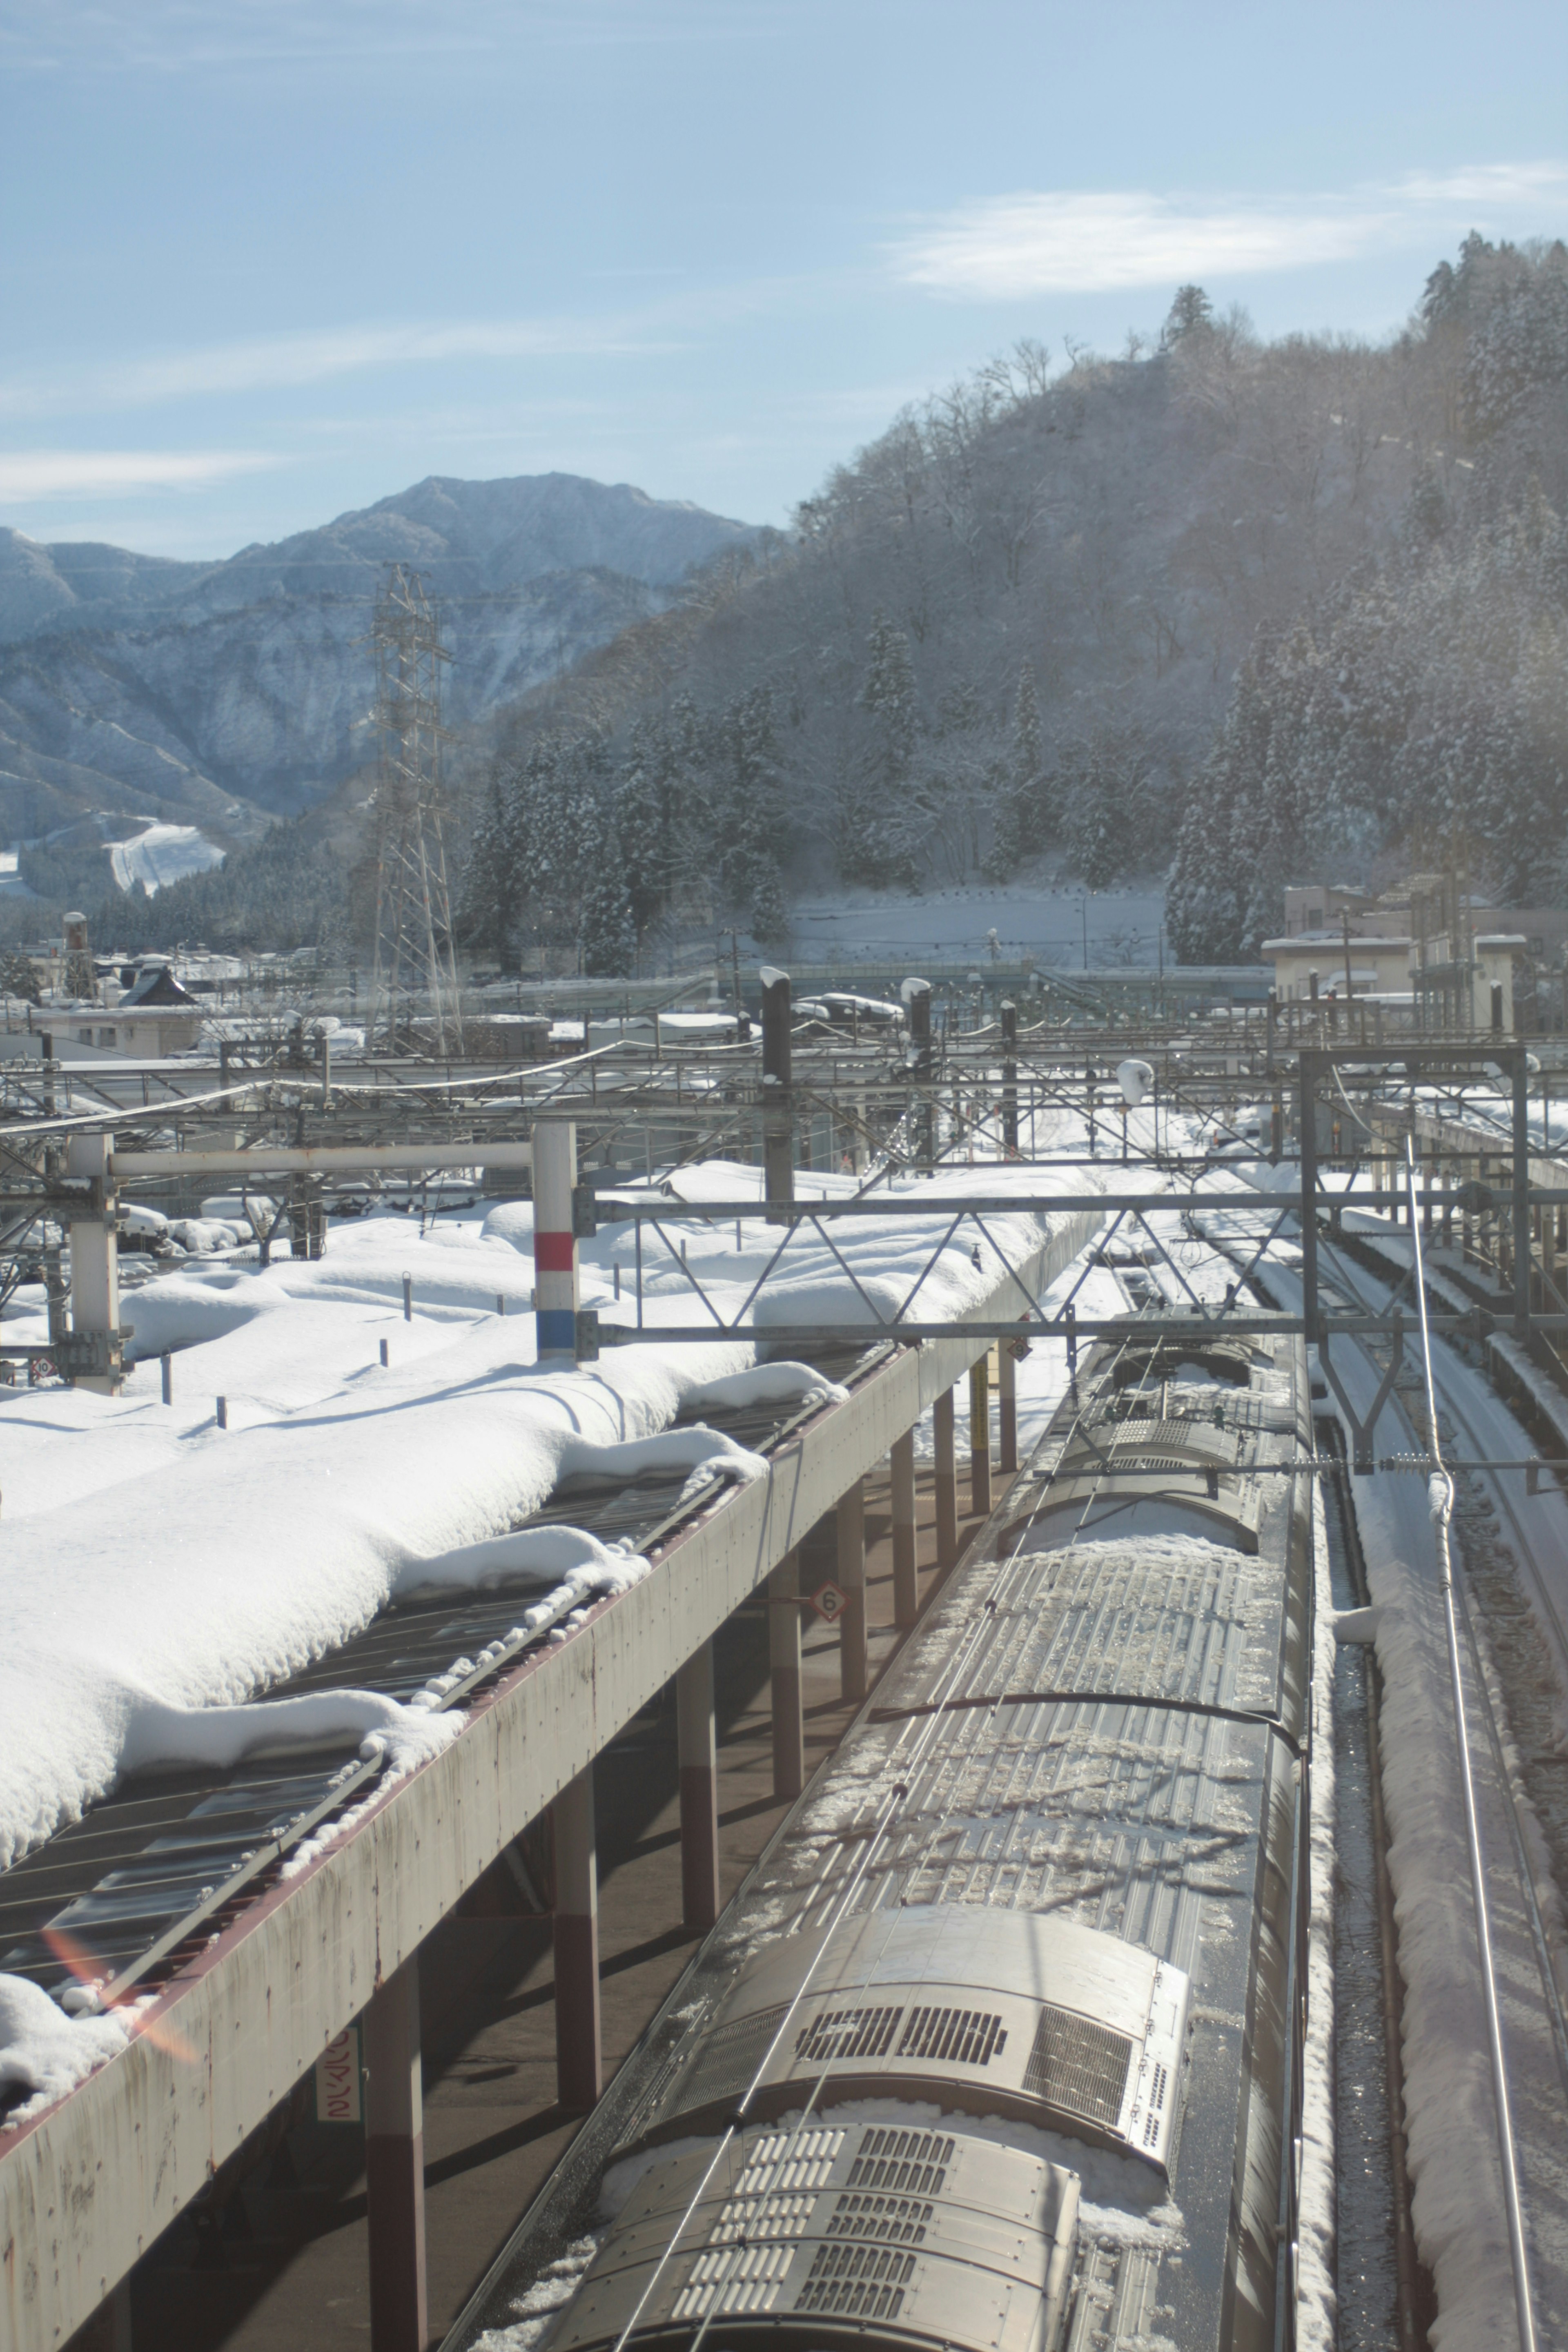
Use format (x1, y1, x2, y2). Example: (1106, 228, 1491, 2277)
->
(650, 1906, 1190, 2173)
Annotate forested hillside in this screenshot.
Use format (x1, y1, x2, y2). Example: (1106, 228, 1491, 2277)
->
(462, 236, 1568, 974)
(1168, 237, 1568, 958)
(42, 237, 1568, 972)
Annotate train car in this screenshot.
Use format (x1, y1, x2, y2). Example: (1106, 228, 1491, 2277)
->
(448, 1321, 1315, 2352)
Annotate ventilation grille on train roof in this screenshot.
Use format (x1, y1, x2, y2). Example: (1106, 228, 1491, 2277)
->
(797, 2005, 903, 2063)
(1022, 2003, 1134, 2129)
(795, 2005, 1007, 2069)
(793, 2241, 918, 2321)
(844, 2127, 954, 2193)
(898, 2005, 1007, 2066)
(825, 2190, 934, 2245)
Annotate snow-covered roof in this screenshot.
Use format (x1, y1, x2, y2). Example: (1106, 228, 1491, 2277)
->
(118, 963, 201, 1009)
(1262, 933, 1412, 951)
(0, 1162, 1088, 1885)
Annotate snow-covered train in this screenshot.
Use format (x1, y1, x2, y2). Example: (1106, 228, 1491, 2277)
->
(451, 1321, 1315, 2352)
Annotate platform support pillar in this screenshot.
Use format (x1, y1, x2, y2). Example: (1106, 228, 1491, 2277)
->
(969, 1355, 992, 1518)
(553, 1765, 600, 2110)
(837, 1477, 866, 1701)
(998, 1339, 1018, 1474)
(676, 1640, 720, 1931)
(769, 1550, 804, 1799)
(934, 1386, 958, 1568)
(364, 1955, 427, 2352)
(891, 1432, 918, 1628)
(66, 1130, 121, 1395)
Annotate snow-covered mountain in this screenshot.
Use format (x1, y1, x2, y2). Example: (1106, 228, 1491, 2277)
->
(0, 474, 758, 849)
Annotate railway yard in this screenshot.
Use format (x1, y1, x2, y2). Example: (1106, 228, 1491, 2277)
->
(3, 982, 1568, 2352)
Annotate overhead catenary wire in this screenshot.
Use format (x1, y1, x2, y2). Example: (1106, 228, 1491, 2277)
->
(1405, 1135, 1539, 2352)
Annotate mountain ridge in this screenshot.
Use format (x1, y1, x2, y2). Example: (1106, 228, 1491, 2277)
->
(0, 472, 761, 863)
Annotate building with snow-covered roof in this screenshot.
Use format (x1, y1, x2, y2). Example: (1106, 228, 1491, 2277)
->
(1261, 927, 1526, 1029)
(45, 964, 205, 1057)
(1262, 931, 1413, 1003)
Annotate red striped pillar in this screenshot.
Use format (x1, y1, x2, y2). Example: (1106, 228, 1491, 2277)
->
(533, 1120, 578, 1358)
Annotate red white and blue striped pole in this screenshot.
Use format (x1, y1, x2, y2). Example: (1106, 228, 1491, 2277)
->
(532, 1120, 578, 1359)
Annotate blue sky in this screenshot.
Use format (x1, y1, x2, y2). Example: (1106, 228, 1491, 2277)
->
(3, 0, 1566, 557)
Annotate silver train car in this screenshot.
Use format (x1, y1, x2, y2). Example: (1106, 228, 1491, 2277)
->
(449, 1324, 1315, 2352)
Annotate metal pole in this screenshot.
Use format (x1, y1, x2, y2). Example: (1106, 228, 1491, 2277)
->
(1298, 1050, 1320, 1348)
(676, 1641, 720, 1931)
(905, 979, 933, 1172)
(998, 1337, 1018, 1473)
(761, 967, 793, 1218)
(1000, 998, 1018, 1156)
(969, 1355, 992, 1516)
(768, 1550, 804, 1799)
(933, 1387, 958, 1567)
(890, 1433, 918, 1626)
(1512, 1051, 1531, 1339)
(837, 1478, 867, 1702)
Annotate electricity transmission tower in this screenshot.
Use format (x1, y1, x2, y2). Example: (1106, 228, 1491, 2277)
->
(367, 564, 463, 1055)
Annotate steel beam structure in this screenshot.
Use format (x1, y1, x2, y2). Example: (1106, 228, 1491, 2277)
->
(0, 1206, 1102, 2352)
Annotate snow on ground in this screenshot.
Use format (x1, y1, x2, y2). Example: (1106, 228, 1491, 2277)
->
(0, 1163, 1101, 1881)
(784, 880, 1167, 970)
(107, 822, 225, 895)
(1297, 1485, 1339, 2352)
(0, 1972, 129, 2111)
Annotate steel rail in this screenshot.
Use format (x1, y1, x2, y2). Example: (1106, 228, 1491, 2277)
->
(1404, 1140, 1539, 2352)
(600, 1314, 1568, 1343)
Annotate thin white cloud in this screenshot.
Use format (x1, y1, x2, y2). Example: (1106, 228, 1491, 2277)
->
(0, 315, 677, 425)
(891, 163, 1568, 300)
(0, 0, 778, 72)
(1388, 163, 1568, 206)
(0, 450, 279, 502)
(0, 316, 679, 423)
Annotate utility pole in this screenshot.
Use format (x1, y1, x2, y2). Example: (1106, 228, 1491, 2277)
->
(760, 966, 793, 1218)
(1000, 998, 1018, 1156)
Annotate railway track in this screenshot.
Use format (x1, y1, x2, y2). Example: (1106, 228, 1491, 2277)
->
(1225, 1213, 1568, 2348)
